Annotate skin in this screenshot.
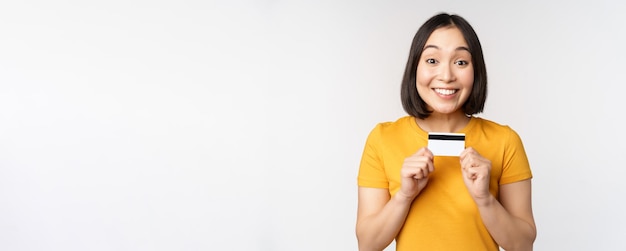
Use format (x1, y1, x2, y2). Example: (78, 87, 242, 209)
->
(356, 26, 537, 251)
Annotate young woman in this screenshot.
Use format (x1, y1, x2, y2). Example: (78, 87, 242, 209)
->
(356, 13, 536, 251)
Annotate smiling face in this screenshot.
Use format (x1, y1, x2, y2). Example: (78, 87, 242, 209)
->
(416, 26, 474, 116)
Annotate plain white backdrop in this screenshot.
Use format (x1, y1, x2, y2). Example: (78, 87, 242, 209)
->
(1, 0, 625, 250)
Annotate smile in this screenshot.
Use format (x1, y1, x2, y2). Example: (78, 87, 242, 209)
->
(434, 88, 458, 95)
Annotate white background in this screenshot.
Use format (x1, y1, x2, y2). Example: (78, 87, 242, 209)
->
(1, 1, 625, 250)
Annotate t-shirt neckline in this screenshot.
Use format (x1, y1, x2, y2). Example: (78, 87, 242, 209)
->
(409, 115, 478, 136)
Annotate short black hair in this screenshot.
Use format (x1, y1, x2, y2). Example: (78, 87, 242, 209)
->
(400, 12, 487, 119)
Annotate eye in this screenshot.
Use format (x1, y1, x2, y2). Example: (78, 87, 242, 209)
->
(425, 58, 438, 64)
(455, 60, 469, 66)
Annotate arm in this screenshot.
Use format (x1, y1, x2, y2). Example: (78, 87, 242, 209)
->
(356, 148, 434, 251)
(475, 180, 536, 251)
(355, 187, 413, 251)
(460, 147, 536, 251)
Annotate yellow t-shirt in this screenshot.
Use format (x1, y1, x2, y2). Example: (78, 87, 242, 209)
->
(358, 116, 532, 251)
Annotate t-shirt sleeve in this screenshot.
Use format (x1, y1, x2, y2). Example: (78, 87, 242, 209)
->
(357, 124, 389, 188)
(500, 127, 533, 185)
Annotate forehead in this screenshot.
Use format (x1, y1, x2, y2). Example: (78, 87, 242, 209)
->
(423, 26, 469, 49)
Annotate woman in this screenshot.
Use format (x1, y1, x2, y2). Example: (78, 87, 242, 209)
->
(356, 13, 536, 251)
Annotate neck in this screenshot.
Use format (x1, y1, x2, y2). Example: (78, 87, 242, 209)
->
(416, 112, 470, 133)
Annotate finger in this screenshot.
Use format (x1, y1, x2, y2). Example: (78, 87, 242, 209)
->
(402, 165, 423, 179)
(460, 155, 472, 169)
(411, 164, 432, 180)
(414, 147, 428, 156)
(404, 157, 429, 169)
(460, 147, 470, 159)
(464, 166, 479, 180)
(415, 169, 425, 180)
(417, 148, 434, 172)
(401, 166, 418, 178)
(460, 147, 478, 161)
(413, 173, 422, 179)
(422, 147, 434, 159)
(465, 147, 475, 153)
(423, 163, 433, 177)
(461, 151, 483, 169)
(417, 165, 427, 179)
(412, 147, 432, 158)
(427, 159, 434, 172)
(417, 154, 434, 173)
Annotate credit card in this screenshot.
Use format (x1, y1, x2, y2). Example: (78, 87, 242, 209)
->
(428, 132, 465, 156)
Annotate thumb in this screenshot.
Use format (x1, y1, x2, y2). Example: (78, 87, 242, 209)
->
(415, 147, 434, 158)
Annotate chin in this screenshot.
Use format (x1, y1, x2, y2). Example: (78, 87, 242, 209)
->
(431, 108, 462, 115)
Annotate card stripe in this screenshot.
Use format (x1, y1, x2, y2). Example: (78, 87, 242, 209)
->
(428, 134, 465, 141)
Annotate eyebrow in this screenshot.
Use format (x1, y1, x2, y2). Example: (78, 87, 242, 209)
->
(422, 45, 470, 52)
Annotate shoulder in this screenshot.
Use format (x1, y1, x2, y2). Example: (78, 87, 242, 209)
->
(473, 117, 518, 134)
(364, 116, 416, 144)
(370, 116, 414, 135)
(471, 117, 525, 145)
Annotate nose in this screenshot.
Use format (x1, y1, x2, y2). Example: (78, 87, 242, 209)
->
(438, 62, 456, 83)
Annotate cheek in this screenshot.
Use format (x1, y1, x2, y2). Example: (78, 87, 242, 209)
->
(458, 68, 475, 86)
(416, 67, 435, 86)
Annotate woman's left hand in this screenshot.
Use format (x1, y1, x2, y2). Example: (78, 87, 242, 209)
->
(459, 147, 492, 205)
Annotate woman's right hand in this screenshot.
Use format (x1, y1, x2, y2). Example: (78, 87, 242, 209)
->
(397, 147, 434, 201)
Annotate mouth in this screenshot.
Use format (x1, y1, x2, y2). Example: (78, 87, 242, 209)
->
(433, 88, 458, 96)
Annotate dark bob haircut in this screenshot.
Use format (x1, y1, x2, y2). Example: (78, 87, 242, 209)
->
(400, 13, 487, 119)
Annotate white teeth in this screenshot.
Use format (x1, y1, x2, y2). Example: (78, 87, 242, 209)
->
(434, 88, 457, 95)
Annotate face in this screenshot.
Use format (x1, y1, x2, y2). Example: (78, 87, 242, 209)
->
(416, 26, 474, 116)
